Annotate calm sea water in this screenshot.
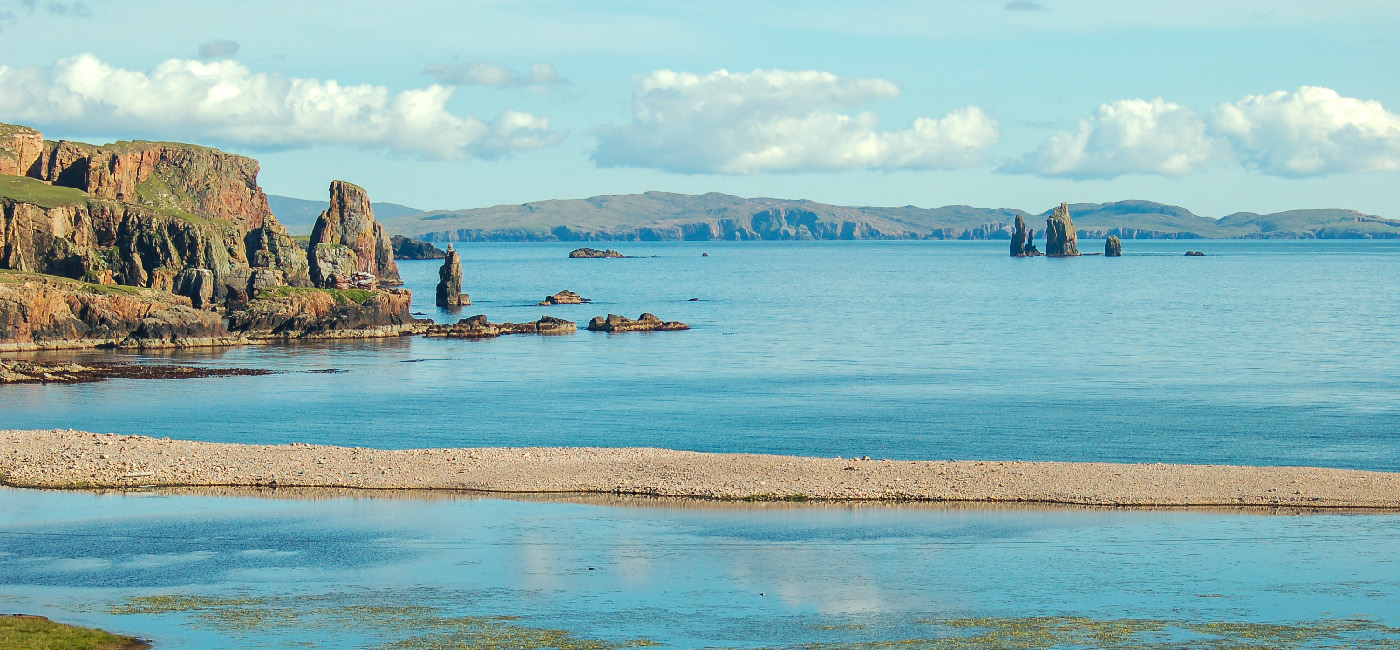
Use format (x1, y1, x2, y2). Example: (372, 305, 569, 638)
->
(3, 240, 1399, 469)
(2, 488, 1398, 648)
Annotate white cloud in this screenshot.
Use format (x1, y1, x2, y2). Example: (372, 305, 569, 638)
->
(421, 61, 567, 90)
(1002, 98, 1214, 179)
(0, 53, 563, 160)
(1210, 86, 1400, 176)
(1007, 87, 1400, 179)
(592, 68, 999, 174)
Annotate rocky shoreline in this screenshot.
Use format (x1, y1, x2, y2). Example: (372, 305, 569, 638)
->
(4, 429, 1399, 508)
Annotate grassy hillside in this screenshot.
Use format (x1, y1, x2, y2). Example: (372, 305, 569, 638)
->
(0, 176, 89, 209)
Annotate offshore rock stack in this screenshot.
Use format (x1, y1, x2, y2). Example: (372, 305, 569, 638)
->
(1045, 202, 1081, 257)
(1105, 235, 1122, 257)
(1009, 215, 1042, 257)
(435, 244, 470, 308)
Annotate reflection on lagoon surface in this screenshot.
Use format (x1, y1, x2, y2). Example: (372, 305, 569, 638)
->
(2, 488, 1398, 648)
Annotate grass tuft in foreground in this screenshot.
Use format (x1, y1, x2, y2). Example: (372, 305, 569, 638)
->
(0, 614, 147, 650)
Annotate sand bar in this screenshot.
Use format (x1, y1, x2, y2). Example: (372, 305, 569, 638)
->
(4, 428, 1400, 508)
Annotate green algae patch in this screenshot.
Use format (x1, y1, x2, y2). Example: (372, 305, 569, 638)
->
(0, 176, 90, 209)
(0, 614, 148, 650)
(255, 285, 375, 305)
(378, 617, 663, 650)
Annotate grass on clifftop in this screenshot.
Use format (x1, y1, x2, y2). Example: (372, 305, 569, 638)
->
(0, 176, 90, 209)
(255, 285, 375, 305)
(0, 615, 146, 650)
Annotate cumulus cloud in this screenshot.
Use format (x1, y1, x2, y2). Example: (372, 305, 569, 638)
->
(1211, 86, 1400, 176)
(421, 61, 566, 90)
(593, 68, 999, 174)
(0, 53, 564, 160)
(1002, 98, 1214, 178)
(197, 40, 240, 59)
(1007, 86, 1400, 178)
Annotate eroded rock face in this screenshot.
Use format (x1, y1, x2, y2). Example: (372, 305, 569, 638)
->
(310, 244, 359, 289)
(423, 314, 576, 339)
(0, 124, 44, 177)
(174, 268, 214, 310)
(1, 271, 229, 349)
(1045, 202, 1081, 257)
(2, 122, 310, 301)
(569, 247, 624, 259)
(435, 245, 469, 307)
(538, 290, 588, 305)
(226, 287, 419, 338)
(308, 181, 400, 287)
(586, 313, 689, 332)
(391, 235, 445, 260)
(1105, 235, 1122, 257)
(1010, 215, 1042, 257)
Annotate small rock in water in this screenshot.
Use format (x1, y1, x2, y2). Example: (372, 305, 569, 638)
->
(688, 297, 701, 302)
(1185, 250, 1206, 256)
(702, 252, 709, 257)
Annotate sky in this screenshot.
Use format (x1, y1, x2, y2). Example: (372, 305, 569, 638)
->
(2, 0, 1399, 217)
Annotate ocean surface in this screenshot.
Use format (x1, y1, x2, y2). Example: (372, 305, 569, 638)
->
(2, 489, 1399, 649)
(3, 239, 1399, 469)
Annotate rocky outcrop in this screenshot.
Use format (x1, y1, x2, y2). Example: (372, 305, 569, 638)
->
(423, 314, 576, 339)
(1010, 215, 1042, 257)
(0, 270, 230, 350)
(2, 122, 310, 303)
(1105, 235, 1122, 257)
(225, 287, 420, 339)
(1185, 251, 1206, 256)
(538, 290, 588, 306)
(569, 247, 624, 259)
(1, 358, 271, 384)
(1045, 202, 1080, 257)
(0, 124, 44, 177)
(391, 235, 445, 259)
(309, 244, 359, 289)
(308, 181, 400, 287)
(435, 244, 470, 307)
(586, 313, 689, 333)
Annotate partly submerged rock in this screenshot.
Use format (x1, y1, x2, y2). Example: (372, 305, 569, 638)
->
(1185, 250, 1206, 256)
(1105, 235, 1122, 257)
(569, 247, 624, 259)
(1010, 215, 1042, 257)
(308, 181, 401, 287)
(423, 314, 576, 339)
(391, 235, 445, 260)
(538, 290, 589, 305)
(436, 244, 470, 307)
(586, 313, 689, 333)
(1045, 202, 1081, 257)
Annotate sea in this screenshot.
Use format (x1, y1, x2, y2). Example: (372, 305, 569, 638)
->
(3, 239, 1400, 649)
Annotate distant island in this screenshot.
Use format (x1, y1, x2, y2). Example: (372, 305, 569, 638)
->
(375, 191, 1400, 242)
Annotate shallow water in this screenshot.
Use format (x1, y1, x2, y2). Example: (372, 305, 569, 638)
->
(3, 240, 1399, 469)
(2, 488, 1399, 648)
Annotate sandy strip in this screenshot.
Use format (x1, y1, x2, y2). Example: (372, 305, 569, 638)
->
(4, 428, 1400, 508)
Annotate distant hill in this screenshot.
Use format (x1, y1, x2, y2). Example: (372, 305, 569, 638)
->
(267, 194, 423, 234)
(379, 192, 1400, 242)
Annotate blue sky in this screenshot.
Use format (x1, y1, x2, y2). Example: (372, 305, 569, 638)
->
(2, 0, 1399, 217)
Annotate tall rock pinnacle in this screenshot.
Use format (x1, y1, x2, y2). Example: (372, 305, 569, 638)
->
(307, 181, 401, 287)
(1045, 202, 1081, 257)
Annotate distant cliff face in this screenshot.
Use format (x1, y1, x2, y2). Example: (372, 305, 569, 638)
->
(308, 181, 400, 286)
(0, 124, 44, 177)
(1, 122, 311, 303)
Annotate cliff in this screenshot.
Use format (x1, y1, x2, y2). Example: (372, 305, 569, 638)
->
(0, 270, 229, 350)
(308, 181, 401, 287)
(0, 122, 311, 305)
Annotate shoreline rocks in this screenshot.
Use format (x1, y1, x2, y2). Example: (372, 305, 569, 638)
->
(424, 315, 576, 339)
(569, 247, 624, 259)
(538, 290, 589, 305)
(435, 245, 470, 307)
(1, 359, 271, 384)
(586, 313, 689, 333)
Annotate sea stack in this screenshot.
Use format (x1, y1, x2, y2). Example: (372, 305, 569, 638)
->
(1105, 235, 1122, 257)
(435, 244, 470, 307)
(307, 181, 402, 288)
(1045, 202, 1081, 257)
(1010, 215, 1042, 257)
